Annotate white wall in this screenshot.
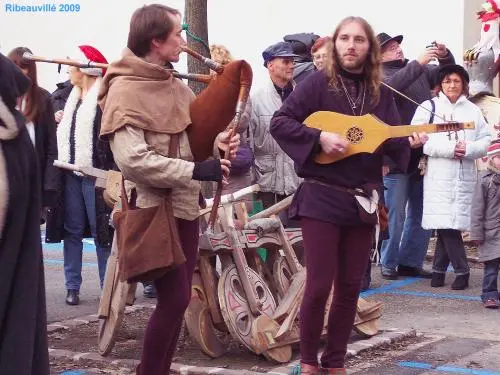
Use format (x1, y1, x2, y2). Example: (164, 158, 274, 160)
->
(1, 0, 466, 93)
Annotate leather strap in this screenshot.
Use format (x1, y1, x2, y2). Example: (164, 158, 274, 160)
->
(168, 133, 180, 158)
(124, 133, 181, 208)
(304, 178, 369, 198)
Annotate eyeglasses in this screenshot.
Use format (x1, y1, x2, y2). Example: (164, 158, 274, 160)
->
(313, 53, 328, 61)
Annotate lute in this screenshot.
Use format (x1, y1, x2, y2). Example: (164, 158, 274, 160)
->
(303, 111, 475, 164)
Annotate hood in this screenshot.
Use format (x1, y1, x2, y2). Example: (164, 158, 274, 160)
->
(99, 48, 194, 138)
(0, 52, 30, 113)
(99, 48, 173, 108)
(0, 52, 30, 240)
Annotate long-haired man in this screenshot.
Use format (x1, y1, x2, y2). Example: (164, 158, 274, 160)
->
(271, 16, 428, 374)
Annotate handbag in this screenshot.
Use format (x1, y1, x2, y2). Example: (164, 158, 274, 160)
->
(113, 134, 186, 283)
(353, 188, 380, 226)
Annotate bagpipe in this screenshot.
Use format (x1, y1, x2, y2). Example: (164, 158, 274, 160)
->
(24, 46, 253, 229)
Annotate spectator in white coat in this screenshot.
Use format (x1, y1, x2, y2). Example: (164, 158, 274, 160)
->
(411, 64, 491, 290)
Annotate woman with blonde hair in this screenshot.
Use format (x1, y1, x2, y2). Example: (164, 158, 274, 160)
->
(210, 44, 254, 209)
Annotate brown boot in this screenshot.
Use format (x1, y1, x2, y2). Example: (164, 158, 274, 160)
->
(322, 368, 348, 375)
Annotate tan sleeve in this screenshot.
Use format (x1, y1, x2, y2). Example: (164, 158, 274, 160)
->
(110, 125, 195, 188)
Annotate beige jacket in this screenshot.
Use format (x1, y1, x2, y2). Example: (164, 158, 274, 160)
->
(99, 49, 203, 220)
(110, 127, 201, 220)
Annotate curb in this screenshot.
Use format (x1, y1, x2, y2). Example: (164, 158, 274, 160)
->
(47, 302, 156, 333)
(48, 320, 416, 375)
(267, 328, 417, 375)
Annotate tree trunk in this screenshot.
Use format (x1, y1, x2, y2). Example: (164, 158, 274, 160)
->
(184, 0, 213, 198)
(184, 0, 210, 95)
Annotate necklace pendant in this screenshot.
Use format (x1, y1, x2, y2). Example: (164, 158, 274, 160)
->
(352, 104, 357, 109)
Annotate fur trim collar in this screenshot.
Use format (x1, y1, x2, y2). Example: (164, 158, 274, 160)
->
(57, 78, 101, 168)
(487, 160, 500, 174)
(0, 95, 19, 140)
(0, 96, 18, 239)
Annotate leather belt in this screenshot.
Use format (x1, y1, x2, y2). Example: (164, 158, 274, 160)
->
(304, 178, 369, 198)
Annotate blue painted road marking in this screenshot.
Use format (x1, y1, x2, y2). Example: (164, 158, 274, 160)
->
(399, 361, 433, 369)
(360, 277, 420, 297)
(360, 277, 481, 302)
(44, 259, 98, 267)
(399, 361, 500, 374)
(42, 242, 96, 253)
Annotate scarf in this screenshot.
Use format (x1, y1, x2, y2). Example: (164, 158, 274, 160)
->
(56, 79, 100, 168)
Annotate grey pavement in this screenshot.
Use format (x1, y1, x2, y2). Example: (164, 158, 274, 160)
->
(363, 264, 498, 341)
(42, 230, 150, 323)
(44, 233, 500, 374)
(344, 263, 500, 374)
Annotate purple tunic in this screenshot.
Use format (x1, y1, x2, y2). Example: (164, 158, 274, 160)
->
(270, 70, 410, 225)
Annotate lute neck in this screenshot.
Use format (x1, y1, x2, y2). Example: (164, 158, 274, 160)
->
(389, 124, 438, 138)
(388, 123, 468, 138)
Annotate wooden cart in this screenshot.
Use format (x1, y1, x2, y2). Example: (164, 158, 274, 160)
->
(52, 161, 383, 362)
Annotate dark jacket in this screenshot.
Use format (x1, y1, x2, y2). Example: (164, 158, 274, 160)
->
(0, 51, 49, 375)
(45, 105, 115, 247)
(33, 88, 58, 207)
(293, 61, 316, 84)
(50, 80, 72, 112)
(382, 51, 455, 174)
(271, 70, 410, 226)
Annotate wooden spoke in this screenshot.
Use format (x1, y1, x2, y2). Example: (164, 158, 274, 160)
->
(218, 265, 276, 353)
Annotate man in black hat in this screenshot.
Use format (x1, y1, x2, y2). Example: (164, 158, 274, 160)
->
(377, 32, 455, 280)
(283, 32, 320, 83)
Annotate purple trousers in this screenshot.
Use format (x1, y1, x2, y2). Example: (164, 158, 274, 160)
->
(300, 217, 373, 368)
(138, 218, 199, 375)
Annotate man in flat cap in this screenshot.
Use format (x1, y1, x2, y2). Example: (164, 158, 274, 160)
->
(377, 32, 455, 280)
(249, 41, 301, 226)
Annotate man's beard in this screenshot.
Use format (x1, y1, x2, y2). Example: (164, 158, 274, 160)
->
(336, 53, 366, 71)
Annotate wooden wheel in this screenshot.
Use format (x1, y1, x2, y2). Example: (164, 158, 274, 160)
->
(273, 256, 293, 299)
(185, 272, 227, 357)
(218, 264, 276, 353)
(252, 315, 292, 363)
(97, 239, 134, 356)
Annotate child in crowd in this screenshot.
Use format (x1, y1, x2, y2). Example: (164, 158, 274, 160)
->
(470, 140, 500, 308)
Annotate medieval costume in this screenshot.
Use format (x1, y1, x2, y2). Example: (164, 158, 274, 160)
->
(99, 47, 228, 375)
(271, 68, 410, 370)
(0, 52, 49, 375)
(45, 45, 114, 305)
